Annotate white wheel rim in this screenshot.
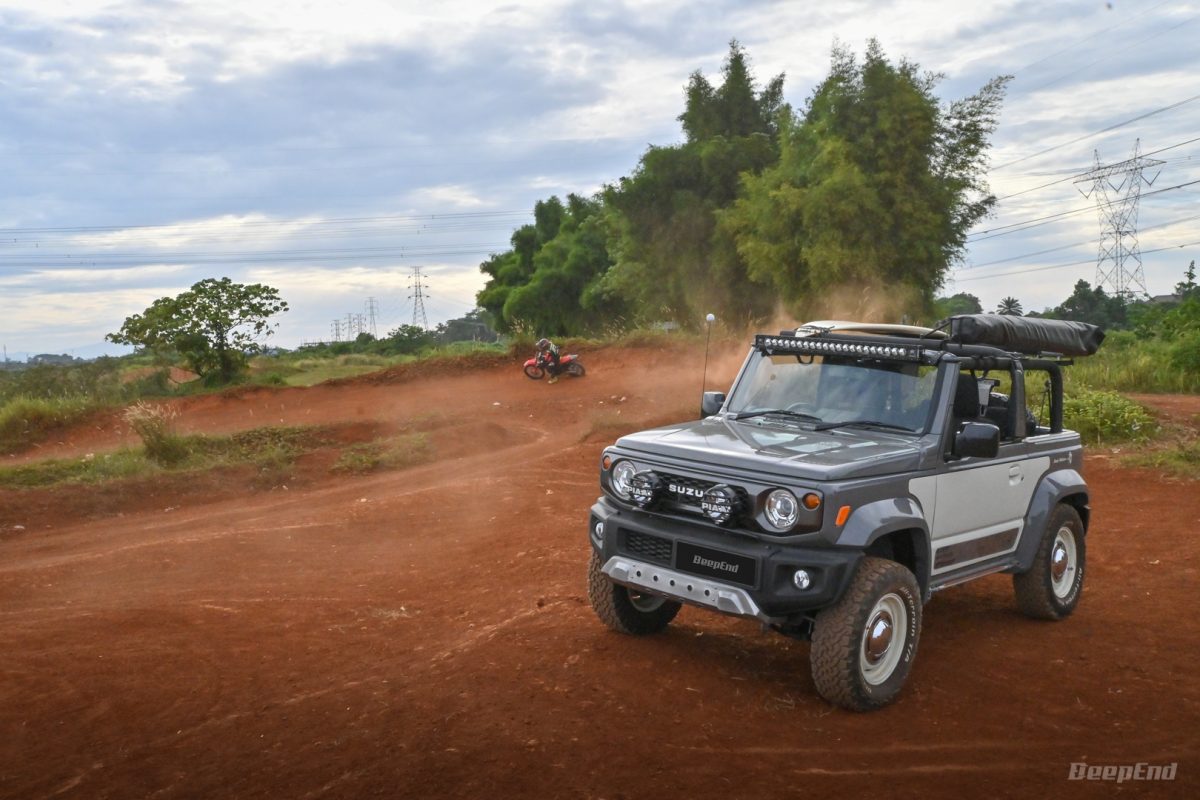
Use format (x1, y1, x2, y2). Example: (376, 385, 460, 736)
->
(1050, 526, 1078, 599)
(860, 593, 907, 686)
(629, 591, 666, 612)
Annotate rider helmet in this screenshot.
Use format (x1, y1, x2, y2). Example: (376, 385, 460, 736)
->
(536, 338, 550, 351)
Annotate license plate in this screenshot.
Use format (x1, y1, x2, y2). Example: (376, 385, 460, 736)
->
(675, 542, 757, 587)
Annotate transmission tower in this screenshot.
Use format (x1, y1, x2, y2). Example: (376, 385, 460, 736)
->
(331, 319, 343, 342)
(1074, 139, 1163, 299)
(365, 297, 380, 338)
(408, 267, 430, 330)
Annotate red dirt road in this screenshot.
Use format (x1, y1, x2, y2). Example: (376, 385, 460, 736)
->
(1, 350, 1197, 799)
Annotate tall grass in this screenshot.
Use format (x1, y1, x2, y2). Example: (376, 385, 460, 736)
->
(1067, 332, 1200, 394)
(0, 396, 103, 454)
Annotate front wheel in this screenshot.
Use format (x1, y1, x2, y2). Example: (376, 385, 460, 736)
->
(523, 364, 544, 380)
(587, 551, 680, 635)
(1013, 504, 1086, 620)
(810, 557, 922, 711)
(566, 361, 585, 377)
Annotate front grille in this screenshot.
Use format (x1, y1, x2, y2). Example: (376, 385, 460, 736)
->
(659, 472, 752, 524)
(623, 530, 672, 564)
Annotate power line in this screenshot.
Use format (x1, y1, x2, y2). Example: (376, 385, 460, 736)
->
(1014, 11, 1198, 97)
(990, 92, 1200, 172)
(993, 136, 1200, 200)
(968, 176, 1200, 241)
(963, 210, 1200, 271)
(954, 240, 1200, 283)
(1007, 0, 1176, 76)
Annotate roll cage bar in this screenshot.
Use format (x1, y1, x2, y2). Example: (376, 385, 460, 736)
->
(754, 329, 1069, 435)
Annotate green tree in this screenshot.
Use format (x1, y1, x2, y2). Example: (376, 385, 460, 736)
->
(996, 296, 1023, 316)
(721, 42, 1009, 316)
(385, 324, 434, 354)
(435, 308, 498, 344)
(597, 40, 786, 325)
(477, 195, 621, 334)
(933, 292, 983, 318)
(107, 278, 288, 382)
(1043, 280, 1126, 328)
(1175, 259, 1197, 300)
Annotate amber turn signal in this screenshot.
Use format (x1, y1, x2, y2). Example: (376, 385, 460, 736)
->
(601, 455, 612, 470)
(835, 505, 852, 526)
(802, 493, 821, 510)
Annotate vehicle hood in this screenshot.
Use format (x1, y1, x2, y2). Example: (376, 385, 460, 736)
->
(613, 416, 926, 481)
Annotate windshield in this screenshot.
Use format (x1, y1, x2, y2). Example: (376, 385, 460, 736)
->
(726, 352, 939, 433)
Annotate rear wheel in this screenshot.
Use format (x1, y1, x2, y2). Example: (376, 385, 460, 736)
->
(587, 551, 680, 635)
(810, 557, 922, 711)
(566, 361, 585, 377)
(1013, 504, 1086, 620)
(523, 364, 544, 380)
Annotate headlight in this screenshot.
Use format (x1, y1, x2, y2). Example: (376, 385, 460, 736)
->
(611, 460, 637, 500)
(765, 488, 799, 530)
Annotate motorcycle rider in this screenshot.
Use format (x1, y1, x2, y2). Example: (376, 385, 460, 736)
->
(536, 338, 562, 384)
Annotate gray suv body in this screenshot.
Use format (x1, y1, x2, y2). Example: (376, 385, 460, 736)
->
(586, 316, 1103, 710)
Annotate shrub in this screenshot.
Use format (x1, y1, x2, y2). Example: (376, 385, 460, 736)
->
(1063, 389, 1157, 446)
(1168, 331, 1200, 375)
(124, 402, 190, 465)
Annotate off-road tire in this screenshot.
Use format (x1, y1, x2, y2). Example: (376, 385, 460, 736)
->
(566, 362, 586, 377)
(1013, 504, 1086, 620)
(810, 557, 922, 712)
(523, 364, 544, 380)
(587, 551, 681, 635)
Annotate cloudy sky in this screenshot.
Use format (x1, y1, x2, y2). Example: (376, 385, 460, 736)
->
(1, 0, 1197, 358)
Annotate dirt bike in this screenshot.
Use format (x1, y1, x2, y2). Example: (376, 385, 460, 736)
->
(523, 352, 586, 380)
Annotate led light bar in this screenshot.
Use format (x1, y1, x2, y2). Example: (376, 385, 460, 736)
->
(754, 334, 923, 362)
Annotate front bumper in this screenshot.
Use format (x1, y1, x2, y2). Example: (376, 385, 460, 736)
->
(589, 496, 860, 622)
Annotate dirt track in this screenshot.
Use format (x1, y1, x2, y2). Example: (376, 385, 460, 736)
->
(1, 348, 1198, 799)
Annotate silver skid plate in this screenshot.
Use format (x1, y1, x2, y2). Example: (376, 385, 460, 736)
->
(601, 556, 774, 624)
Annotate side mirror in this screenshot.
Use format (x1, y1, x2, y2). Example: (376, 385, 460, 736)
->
(954, 422, 1001, 460)
(701, 391, 726, 417)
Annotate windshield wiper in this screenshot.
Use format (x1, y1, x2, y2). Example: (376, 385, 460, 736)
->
(813, 419, 916, 433)
(733, 408, 822, 423)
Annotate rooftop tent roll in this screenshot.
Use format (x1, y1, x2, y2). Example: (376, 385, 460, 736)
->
(942, 315, 1105, 357)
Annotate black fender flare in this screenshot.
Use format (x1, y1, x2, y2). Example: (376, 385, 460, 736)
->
(1015, 469, 1089, 573)
(837, 497, 932, 596)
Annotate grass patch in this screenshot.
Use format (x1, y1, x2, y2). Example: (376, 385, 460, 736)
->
(0, 396, 104, 455)
(1063, 389, 1158, 446)
(0, 449, 153, 488)
(331, 433, 432, 474)
(0, 424, 340, 489)
(1124, 440, 1200, 479)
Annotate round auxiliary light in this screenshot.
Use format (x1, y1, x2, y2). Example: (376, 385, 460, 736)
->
(629, 470, 663, 509)
(765, 488, 799, 530)
(611, 460, 637, 500)
(793, 569, 812, 590)
(701, 484, 740, 526)
(802, 492, 822, 510)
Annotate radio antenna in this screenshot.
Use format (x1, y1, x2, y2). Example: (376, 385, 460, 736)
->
(701, 313, 716, 397)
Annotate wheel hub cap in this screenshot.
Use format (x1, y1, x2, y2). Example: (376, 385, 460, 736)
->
(864, 612, 894, 664)
(1051, 544, 1069, 581)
